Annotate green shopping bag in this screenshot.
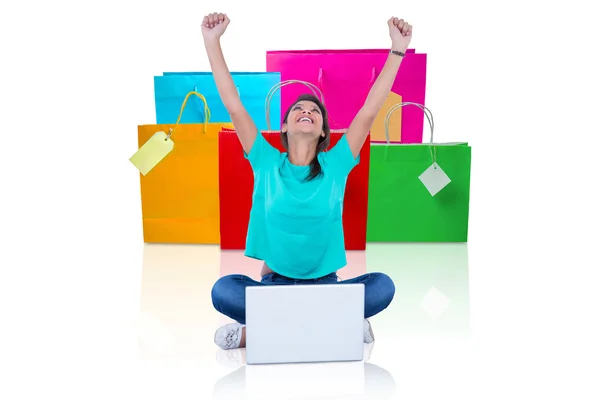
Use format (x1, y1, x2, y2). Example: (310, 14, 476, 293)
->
(366, 102, 472, 242)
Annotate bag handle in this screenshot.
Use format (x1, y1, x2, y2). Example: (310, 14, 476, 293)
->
(167, 91, 211, 139)
(265, 80, 325, 131)
(384, 102, 436, 164)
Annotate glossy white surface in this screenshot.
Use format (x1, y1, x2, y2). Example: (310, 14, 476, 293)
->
(6, 242, 595, 399)
(140, 243, 473, 398)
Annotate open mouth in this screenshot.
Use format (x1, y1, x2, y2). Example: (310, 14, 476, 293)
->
(297, 116, 313, 124)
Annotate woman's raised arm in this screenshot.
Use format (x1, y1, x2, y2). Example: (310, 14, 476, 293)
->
(202, 12, 258, 154)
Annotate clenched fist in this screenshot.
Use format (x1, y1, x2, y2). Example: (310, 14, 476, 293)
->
(388, 17, 412, 52)
(202, 12, 230, 42)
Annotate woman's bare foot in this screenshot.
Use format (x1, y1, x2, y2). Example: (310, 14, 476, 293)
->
(214, 323, 246, 350)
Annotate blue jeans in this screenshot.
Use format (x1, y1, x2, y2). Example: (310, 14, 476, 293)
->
(211, 271, 395, 325)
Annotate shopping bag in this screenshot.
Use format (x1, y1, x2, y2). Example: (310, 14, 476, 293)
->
(154, 72, 281, 130)
(366, 102, 471, 242)
(131, 91, 222, 244)
(219, 80, 371, 250)
(266, 49, 426, 142)
(371, 91, 402, 143)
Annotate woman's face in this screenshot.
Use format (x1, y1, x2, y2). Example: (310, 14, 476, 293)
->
(283, 100, 325, 139)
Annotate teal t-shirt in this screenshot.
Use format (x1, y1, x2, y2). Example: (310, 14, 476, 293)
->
(243, 132, 359, 279)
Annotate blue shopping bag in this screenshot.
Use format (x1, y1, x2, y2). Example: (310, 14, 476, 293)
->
(154, 72, 281, 130)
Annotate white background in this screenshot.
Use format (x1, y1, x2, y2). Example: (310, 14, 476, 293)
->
(1, 0, 599, 398)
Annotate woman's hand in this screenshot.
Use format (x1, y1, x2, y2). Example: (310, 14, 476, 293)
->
(345, 17, 413, 158)
(388, 17, 412, 52)
(202, 12, 230, 43)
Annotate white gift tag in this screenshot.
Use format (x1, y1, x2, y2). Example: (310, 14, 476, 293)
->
(419, 162, 451, 196)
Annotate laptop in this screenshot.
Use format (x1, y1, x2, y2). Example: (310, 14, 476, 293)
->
(245, 283, 365, 365)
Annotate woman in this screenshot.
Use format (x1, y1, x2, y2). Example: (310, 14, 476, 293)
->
(202, 12, 413, 350)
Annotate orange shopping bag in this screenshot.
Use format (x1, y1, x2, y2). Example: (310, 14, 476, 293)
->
(370, 91, 402, 142)
(133, 92, 222, 244)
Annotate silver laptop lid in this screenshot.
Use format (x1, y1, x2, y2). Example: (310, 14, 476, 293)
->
(245, 284, 365, 364)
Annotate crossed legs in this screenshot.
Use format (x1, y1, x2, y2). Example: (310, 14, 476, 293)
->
(211, 272, 395, 350)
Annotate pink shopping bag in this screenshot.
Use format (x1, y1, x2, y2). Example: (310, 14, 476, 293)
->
(266, 49, 427, 143)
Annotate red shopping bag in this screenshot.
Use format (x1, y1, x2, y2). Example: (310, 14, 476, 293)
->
(218, 128, 370, 250)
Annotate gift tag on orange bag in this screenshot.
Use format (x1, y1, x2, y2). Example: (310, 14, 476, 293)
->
(130, 130, 174, 175)
(419, 162, 451, 196)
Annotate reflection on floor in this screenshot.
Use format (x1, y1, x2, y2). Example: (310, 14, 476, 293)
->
(138, 243, 470, 399)
(213, 345, 397, 400)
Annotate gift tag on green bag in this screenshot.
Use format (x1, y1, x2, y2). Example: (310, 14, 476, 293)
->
(130, 131, 174, 176)
(419, 162, 451, 196)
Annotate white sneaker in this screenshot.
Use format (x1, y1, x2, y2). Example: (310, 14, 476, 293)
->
(363, 341, 375, 361)
(364, 319, 375, 343)
(214, 323, 245, 350)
